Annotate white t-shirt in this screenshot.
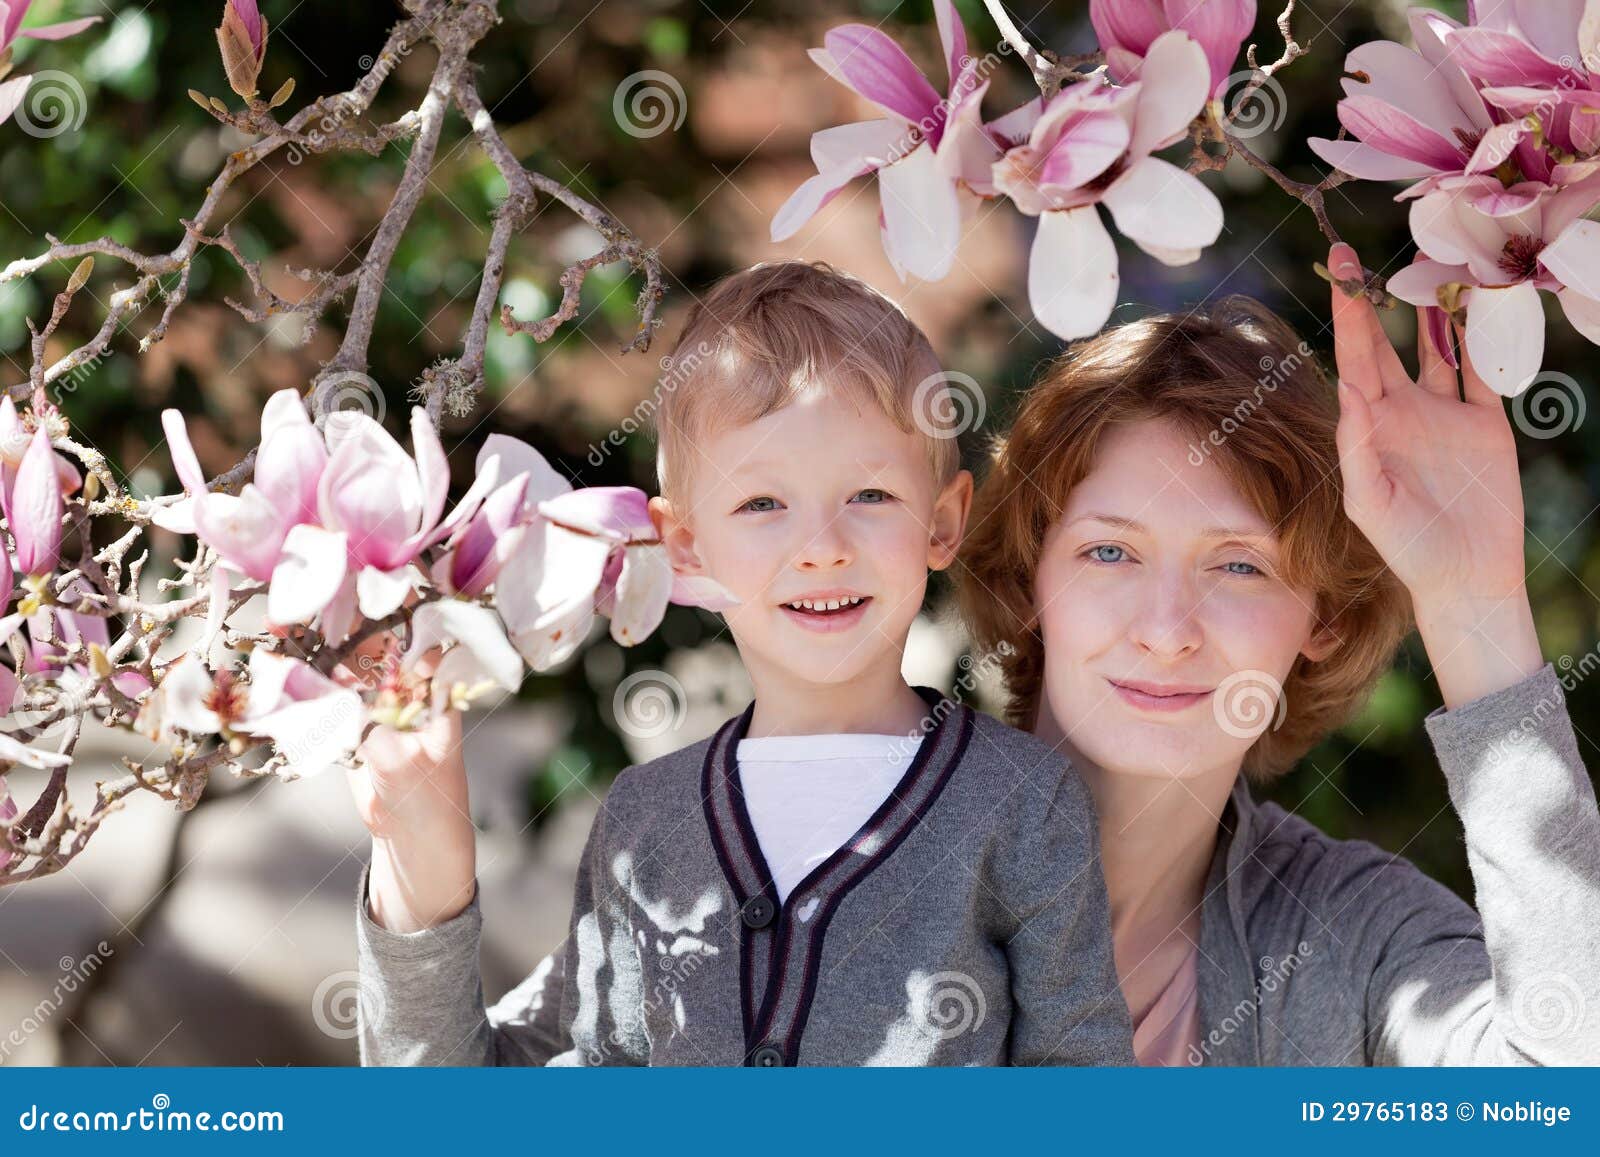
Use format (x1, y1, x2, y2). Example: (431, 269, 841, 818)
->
(736, 733, 920, 905)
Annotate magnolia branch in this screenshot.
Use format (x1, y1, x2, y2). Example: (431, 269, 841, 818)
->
(0, 0, 669, 886)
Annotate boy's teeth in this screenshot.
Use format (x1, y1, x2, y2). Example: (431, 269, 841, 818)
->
(788, 596, 863, 612)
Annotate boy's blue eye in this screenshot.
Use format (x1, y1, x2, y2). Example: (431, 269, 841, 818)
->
(1086, 544, 1125, 564)
(852, 489, 892, 504)
(740, 496, 780, 513)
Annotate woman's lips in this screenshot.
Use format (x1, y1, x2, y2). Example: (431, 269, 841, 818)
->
(1107, 678, 1213, 713)
(779, 596, 871, 634)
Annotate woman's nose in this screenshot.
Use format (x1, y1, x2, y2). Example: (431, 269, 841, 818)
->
(1129, 575, 1204, 657)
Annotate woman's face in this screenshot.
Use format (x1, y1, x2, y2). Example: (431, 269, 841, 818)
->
(1032, 417, 1336, 782)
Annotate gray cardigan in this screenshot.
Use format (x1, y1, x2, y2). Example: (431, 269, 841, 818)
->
(1194, 660, 1600, 1064)
(355, 685, 1137, 1065)
(356, 663, 1600, 1066)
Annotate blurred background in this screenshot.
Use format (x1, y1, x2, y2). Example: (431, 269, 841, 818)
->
(2, 0, 1597, 1064)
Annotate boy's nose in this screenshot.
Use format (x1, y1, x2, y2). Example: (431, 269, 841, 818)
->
(793, 518, 853, 569)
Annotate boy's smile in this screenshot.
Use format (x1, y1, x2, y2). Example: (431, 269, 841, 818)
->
(778, 590, 873, 633)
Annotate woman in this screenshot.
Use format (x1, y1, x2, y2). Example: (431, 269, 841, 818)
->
(958, 242, 1600, 1065)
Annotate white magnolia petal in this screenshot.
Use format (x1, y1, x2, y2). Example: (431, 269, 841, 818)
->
(877, 142, 963, 282)
(1127, 30, 1210, 156)
(356, 564, 419, 621)
(1540, 219, 1600, 301)
(609, 545, 673, 647)
(405, 601, 524, 694)
(1465, 282, 1547, 396)
(159, 653, 222, 736)
(268, 524, 348, 626)
(246, 694, 364, 779)
(0, 733, 73, 770)
(1101, 156, 1222, 256)
(1027, 207, 1119, 341)
(1558, 287, 1600, 346)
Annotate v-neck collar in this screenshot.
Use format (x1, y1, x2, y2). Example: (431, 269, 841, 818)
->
(700, 684, 975, 1065)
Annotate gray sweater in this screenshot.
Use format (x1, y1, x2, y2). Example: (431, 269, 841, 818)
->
(356, 663, 1600, 1066)
(356, 685, 1137, 1065)
(1194, 660, 1600, 1064)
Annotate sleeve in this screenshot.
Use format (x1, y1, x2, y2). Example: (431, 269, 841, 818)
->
(354, 860, 569, 1065)
(1327, 662, 1600, 1065)
(544, 793, 650, 1066)
(1000, 758, 1137, 1066)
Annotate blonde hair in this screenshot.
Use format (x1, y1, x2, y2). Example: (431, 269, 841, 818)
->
(958, 296, 1414, 782)
(652, 260, 962, 507)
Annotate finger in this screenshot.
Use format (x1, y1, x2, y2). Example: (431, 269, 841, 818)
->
(1453, 319, 1500, 407)
(1335, 381, 1389, 524)
(1329, 243, 1407, 403)
(1415, 306, 1459, 397)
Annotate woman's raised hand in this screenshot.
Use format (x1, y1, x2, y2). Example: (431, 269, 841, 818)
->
(1328, 241, 1543, 707)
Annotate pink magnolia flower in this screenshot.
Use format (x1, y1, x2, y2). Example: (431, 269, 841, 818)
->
(215, 0, 268, 99)
(6, 426, 63, 577)
(0, 1, 103, 128)
(143, 648, 362, 778)
(431, 433, 573, 598)
(494, 485, 737, 670)
(1307, 8, 1600, 210)
(991, 30, 1221, 339)
(770, 0, 987, 281)
(401, 599, 524, 714)
(1387, 172, 1600, 394)
(1090, 0, 1257, 94)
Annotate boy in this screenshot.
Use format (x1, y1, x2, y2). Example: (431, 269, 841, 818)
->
(354, 261, 1135, 1066)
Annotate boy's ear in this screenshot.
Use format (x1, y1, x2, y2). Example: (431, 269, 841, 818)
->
(648, 495, 707, 576)
(927, 468, 974, 572)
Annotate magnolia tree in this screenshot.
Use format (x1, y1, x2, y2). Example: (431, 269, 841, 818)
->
(774, 0, 1600, 394)
(5, 0, 1600, 885)
(0, 0, 736, 885)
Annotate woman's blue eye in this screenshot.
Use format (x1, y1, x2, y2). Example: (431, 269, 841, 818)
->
(852, 489, 892, 504)
(1086, 544, 1125, 564)
(1221, 560, 1261, 576)
(741, 496, 779, 513)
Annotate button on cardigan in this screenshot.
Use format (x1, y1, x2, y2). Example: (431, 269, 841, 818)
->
(356, 685, 1138, 1066)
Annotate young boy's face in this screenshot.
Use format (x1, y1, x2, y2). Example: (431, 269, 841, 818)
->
(653, 390, 970, 694)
